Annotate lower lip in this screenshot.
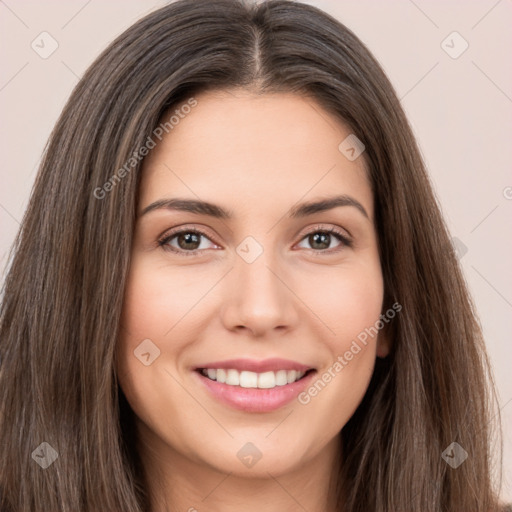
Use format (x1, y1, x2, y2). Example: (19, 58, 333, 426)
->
(194, 370, 317, 413)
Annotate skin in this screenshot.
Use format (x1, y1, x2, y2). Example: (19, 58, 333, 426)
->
(116, 88, 390, 512)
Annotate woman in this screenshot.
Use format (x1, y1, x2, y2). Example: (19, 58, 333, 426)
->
(0, 0, 506, 510)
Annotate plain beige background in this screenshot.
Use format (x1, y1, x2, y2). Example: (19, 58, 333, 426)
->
(1, 0, 511, 502)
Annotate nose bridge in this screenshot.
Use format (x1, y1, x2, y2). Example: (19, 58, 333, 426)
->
(237, 247, 281, 300)
(221, 234, 298, 335)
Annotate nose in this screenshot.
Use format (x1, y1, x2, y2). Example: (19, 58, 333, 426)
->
(220, 249, 300, 338)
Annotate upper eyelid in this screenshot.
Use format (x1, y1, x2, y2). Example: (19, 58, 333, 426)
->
(302, 223, 352, 239)
(158, 224, 218, 245)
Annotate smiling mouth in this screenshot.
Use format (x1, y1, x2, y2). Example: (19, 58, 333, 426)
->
(196, 368, 315, 389)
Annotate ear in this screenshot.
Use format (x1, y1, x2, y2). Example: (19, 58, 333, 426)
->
(376, 299, 400, 358)
(376, 328, 392, 358)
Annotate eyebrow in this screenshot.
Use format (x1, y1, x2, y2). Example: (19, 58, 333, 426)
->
(139, 194, 369, 220)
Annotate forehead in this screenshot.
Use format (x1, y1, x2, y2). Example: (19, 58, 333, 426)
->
(139, 89, 373, 221)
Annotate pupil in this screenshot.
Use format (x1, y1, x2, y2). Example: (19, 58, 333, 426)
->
(311, 232, 329, 249)
(178, 232, 200, 250)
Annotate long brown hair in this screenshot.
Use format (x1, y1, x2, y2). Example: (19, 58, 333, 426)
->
(0, 0, 504, 510)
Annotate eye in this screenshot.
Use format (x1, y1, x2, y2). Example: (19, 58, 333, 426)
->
(158, 224, 352, 257)
(295, 225, 352, 253)
(158, 227, 218, 256)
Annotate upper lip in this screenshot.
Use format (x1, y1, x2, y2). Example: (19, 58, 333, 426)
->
(195, 358, 314, 373)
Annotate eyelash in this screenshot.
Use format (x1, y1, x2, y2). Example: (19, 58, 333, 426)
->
(157, 224, 353, 257)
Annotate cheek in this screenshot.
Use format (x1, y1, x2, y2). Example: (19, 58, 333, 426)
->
(297, 258, 384, 348)
(116, 261, 181, 395)
(295, 348, 375, 454)
(119, 258, 211, 342)
(115, 262, 196, 446)
(291, 261, 383, 439)
(336, 276, 384, 343)
(116, 258, 220, 416)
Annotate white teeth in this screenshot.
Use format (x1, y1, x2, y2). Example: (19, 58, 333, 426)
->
(216, 369, 227, 384)
(258, 371, 275, 389)
(275, 370, 288, 386)
(287, 370, 297, 384)
(239, 371, 258, 388)
(225, 369, 240, 386)
(200, 368, 308, 388)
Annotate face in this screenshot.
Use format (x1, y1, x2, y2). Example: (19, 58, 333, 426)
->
(116, 89, 388, 480)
